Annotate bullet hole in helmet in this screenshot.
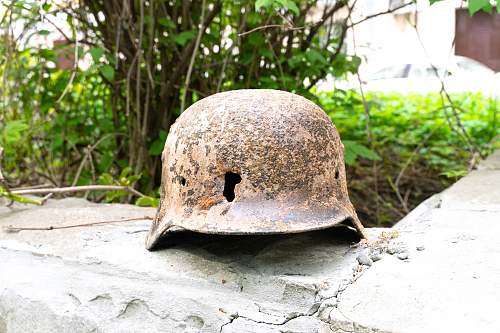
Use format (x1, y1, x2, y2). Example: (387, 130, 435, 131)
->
(180, 177, 186, 186)
(223, 172, 241, 202)
(335, 169, 340, 180)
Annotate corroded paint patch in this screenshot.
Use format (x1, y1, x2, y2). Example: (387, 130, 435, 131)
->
(146, 89, 367, 250)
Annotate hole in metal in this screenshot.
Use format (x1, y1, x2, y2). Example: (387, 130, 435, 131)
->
(223, 172, 241, 202)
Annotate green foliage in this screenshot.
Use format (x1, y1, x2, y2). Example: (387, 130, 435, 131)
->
(430, 0, 500, 15)
(1, 0, 361, 197)
(256, 0, 299, 15)
(0, 29, 126, 192)
(320, 91, 498, 176)
(1, 121, 29, 147)
(0, 186, 42, 205)
(135, 196, 160, 208)
(343, 140, 381, 166)
(1, 0, 498, 218)
(98, 167, 142, 203)
(318, 90, 498, 226)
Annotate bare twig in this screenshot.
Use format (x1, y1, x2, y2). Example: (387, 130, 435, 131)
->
(408, 13, 484, 158)
(56, 17, 79, 103)
(349, 13, 372, 144)
(0, 146, 5, 185)
(217, 8, 249, 92)
(4, 216, 153, 233)
(349, 1, 415, 28)
(266, 39, 285, 88)
(386, 176, 409, 213)
(10, 184, 52, 191)
(180, 0, 206, 113)
(238, 24, 304, 37)
(11, 185, 146, 197)
(72, 133, 125, 186)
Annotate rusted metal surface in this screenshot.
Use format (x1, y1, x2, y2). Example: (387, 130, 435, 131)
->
(146, 89, 367, 250)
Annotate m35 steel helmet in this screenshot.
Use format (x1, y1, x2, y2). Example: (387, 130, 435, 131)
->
(146, 89, 367, 250)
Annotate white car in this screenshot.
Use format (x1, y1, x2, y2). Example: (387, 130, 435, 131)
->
(359, 56, 499, 95)
(317, 56, 499, 95)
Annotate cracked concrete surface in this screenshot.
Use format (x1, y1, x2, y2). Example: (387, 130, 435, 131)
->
(1, 151, 499, 332)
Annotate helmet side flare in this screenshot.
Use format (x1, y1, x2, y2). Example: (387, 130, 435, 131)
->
(146, 89, 367, 250)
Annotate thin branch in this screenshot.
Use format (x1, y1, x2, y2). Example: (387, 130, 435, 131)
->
(180, 0, 206, 112)
(0, 146, 5, 184)
(72, 133, 125, 186)
(349, 1, 415, 28)
(11, 185, 146, 197)
(4, 216, 153, 233)
(217, 8, 249, 92)
(10, 184, 52, 191)
(238, 24, 304, 37)
(56, 18, 79, 103)
(408, 13, 484, 158)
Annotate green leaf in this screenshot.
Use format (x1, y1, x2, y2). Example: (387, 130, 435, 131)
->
(0, 187, 41, 205)
(278, 0, 299, 15)
(255, 0, 274, 11)
(158, 17, 175, 29)
(98, 173, 114, 185)
(99, 64, 114, 81)
(149, 130, 167, 156)
(149, 139, 165, 156)
(440, 169, 467, 179)
(1, 121, 29, 146)
(38, 30, 50, 36)
(259, 48, 273, 59)
(105, 190, 128, 202)
(135, 196, 160, 207)
(39, 48, 57, 61)
(343, 140, 381, 165)
(89, 47, 104, 63)
(468, 0, 490, 15)
(174, 31, 195, 45)
(305, 49, 327, 65)
(120, 166, 132, 179)
(248, 33, 265, 47)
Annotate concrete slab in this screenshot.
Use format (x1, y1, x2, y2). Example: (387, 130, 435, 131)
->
(1, 150, 499, 332)
(439, 169, 500, 211)
(338, 208, 500, 333)
(477, 149, 500, 170)
(0, 199, 370, 333)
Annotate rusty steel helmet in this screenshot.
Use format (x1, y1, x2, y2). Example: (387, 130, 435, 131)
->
(146, 89, 367, 250)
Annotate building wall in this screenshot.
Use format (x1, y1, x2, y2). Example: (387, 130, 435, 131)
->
(456, 8, 500, 71)
(346, 0, 461, 73)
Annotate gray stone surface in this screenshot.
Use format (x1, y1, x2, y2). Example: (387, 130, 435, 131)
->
(477, 149, 500, 170)
(1, 151, 499, 332)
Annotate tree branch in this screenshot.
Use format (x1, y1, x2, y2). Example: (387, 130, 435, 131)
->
(11, 185, 146, 198)
(4, 216, 153, 233)
(349, 1, 415, 28)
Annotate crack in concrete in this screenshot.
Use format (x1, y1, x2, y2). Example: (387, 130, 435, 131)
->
(67, 293, 82, 306)
(218, 258, 372, 332)
(116, 298, 169, 319)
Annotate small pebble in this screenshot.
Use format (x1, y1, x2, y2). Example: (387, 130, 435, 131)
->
(397, 252, 409, 260)
(356, 253, 373, 266)
(387, 245, 406, 255)
(370, 252, 383, 262)
(416, 246, 425, 251)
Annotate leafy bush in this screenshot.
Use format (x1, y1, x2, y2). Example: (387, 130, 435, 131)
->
(319, 90, 498, 226)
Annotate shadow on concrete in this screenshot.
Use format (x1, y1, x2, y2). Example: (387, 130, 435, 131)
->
(153, 224, 361, 258)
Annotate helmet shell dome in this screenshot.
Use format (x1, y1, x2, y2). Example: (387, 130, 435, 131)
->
(146, 89, 366, 250)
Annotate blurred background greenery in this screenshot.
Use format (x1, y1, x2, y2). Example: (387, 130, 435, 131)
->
(0, 0, 498, 226)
